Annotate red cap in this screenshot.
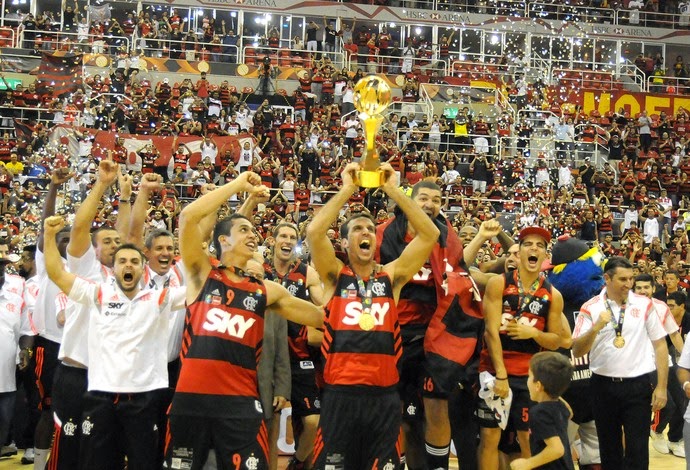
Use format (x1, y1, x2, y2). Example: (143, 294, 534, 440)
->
(518, 226, 552, 244)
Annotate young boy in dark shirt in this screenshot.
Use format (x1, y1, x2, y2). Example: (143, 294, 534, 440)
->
(511, 352, 575, 470)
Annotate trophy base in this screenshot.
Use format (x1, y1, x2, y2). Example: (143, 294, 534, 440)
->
(356, 170, 383, 188)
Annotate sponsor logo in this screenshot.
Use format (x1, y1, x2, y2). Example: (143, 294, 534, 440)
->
(108, 302, 125, 309)
(202, 308, 256, 338)
(500, 313, 538, 331)
(342, 301, 390, 327)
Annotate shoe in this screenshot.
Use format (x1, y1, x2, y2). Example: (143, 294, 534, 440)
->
(286, 457, 306, 470)
(668, 440, 686, 458)
(650, 431, 670, 454)
(0, 442, 18, 457)
(21, 448, 34, 464)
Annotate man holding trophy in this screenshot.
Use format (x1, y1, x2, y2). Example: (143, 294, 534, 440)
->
(306, 76, 440, 469)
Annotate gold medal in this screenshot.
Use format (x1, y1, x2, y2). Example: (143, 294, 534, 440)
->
(358, 310, 375, 331)
(613, 336, 625, 348)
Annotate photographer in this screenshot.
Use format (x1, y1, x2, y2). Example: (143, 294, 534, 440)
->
(298, 139, 319, 185)
(257, 56, 274, 96)
(469, 152, 492, 195)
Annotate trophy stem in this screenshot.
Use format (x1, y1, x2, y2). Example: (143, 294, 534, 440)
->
(360, 113, 384, 172)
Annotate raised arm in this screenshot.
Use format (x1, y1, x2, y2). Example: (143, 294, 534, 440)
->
(381, 164, 440, 294)
(179, 172, 267, 300)
(44, 216, 77, 295)
(127, 173, 163, 248)
(67, 159, 119, 258)
(37, 168, 73, 252)
(114, 168, 133, 237)
(306, 163, 358, 294)
(464, 219, 502, 268)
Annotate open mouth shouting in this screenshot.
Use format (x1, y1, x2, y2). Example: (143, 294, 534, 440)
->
(358, 239, 372, 256)
(526, 255, 540, 270)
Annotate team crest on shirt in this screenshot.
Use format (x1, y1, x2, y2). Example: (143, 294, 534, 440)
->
(383, 462, 396, 470)
(245, 454, 259, 470)
(406, 404, 417, 416)
(528, 301, 542, 315)
(243, 296, 258, 312)
(287, 284, 299, 295)
(371, 281, 386, 297)
(63, 420, 77, 436)
(630, 307, 640, 318)
(82, 419, 94, 436)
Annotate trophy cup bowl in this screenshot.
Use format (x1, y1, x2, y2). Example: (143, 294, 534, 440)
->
(353, 75, 392, 187)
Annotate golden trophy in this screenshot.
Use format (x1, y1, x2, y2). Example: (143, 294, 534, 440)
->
(353, 75, 392, 187)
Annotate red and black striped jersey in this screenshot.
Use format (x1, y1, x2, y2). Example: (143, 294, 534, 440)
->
(322, 266, 401, 389)
(171, 268, 267, 418)
(480, 270, 553, 377)
(264, 261, 312, 363)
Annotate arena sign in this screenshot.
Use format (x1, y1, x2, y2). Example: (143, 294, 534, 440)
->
(581, 90, 690, 117)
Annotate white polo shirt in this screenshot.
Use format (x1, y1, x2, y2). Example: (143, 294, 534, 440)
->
(574, 289, 666, 378)
(34, 248, 66, 343)
(0, 274, 30, 392)
(68, 277, 185, 393)
(676, 341, 690, 421)
(141, 263, 186, 362)
(58, 245, 114, 367)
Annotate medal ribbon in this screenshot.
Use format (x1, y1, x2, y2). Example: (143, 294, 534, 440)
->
(354, 272, 376, 314)
(604, 294, 626, 340)
(516, 273, 542, 317)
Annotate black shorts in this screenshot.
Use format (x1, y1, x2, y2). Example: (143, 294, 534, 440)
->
(167, 415, 267, 470)
(476, 376, 534, 432)
(290, 366, 321, 419)
(398, 337, 425, 421)
(312, 388, 401, 470)
(34, 336, 60, 410)
(423, 352, 479, 400)
(49, 364, 88, 470)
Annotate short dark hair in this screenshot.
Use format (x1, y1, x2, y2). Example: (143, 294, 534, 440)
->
(633, 273, 654, 286)
(665, 270, 680, 279)
(23, 244, 36, 254)
(340, 212, 376, 239)
(144, 229, 174, 249)
(213, 214, 251, 256)
(604, 256, 633, 275)
(530, 352, 573, 398)
(411, 180, 441, 199)
(113, 243, 145, 264)
(667, 291, 687, 307)
(91, 226, 119, 247)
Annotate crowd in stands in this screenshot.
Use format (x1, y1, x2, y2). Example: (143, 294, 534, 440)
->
(3, 2, 690, 468)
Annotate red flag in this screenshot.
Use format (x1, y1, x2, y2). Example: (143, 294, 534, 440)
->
(36, 52, 83, 98)
(13, 119, 35, 140)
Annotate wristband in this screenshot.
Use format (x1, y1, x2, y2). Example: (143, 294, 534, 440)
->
(683, 381, 690, 391)
(495, 377, 508, 381)
(119, 198, 130, 204)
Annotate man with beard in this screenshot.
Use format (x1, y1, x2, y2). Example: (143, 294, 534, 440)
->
(47, 160, 132, 470)
(376, 180, 500, 470)
(128, 172, 187, 467)
(43, 214, 185, 470)
(307, 163, 439, 469)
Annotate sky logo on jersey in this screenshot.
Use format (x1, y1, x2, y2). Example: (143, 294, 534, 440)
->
(202, 308, 256, 338)
(342, 301, 390, 326)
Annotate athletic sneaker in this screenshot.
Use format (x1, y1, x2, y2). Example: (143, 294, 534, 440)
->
(668, 440, 686, 458)
(650, 431, 670, 454)
(0, 442, 18, 457)
(21, 448, 35, 464)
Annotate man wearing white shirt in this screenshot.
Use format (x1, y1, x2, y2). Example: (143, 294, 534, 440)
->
(47, 160, 131, 470)
(0, 260, 32, 455)
(44, 216, 185, 470)
(573, 256, 669, 470)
